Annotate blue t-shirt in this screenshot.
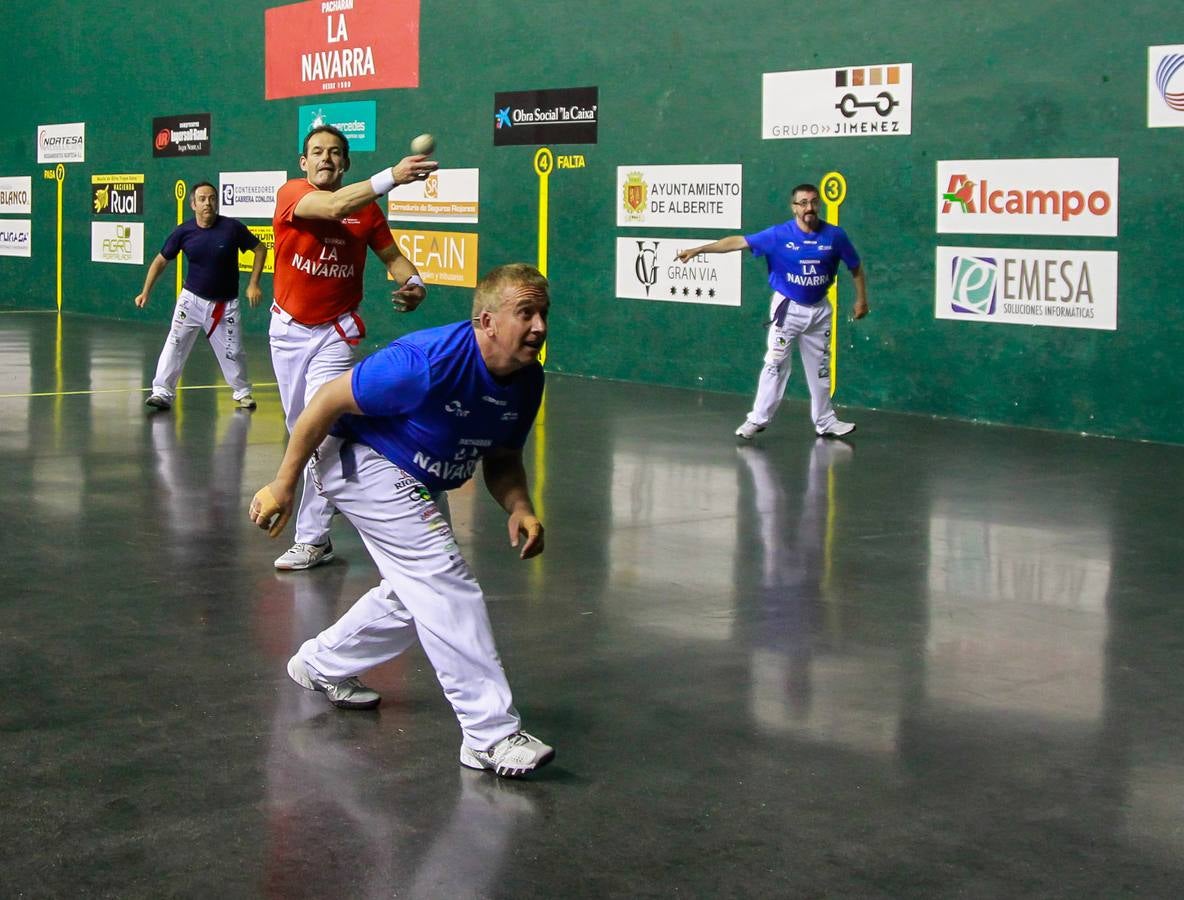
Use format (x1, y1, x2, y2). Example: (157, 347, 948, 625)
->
(744, 220, 860, 305)
(160, 216, 261, 302)
(335, 321, 545, 492)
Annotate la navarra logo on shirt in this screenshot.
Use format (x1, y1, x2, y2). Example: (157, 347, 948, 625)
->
(412, 439, 490, 483)
(292, 240, 355, 279)
(786, 261, 832, 288)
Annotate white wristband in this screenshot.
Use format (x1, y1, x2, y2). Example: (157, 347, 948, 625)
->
(369, 168, 397, 195)
(404, 275, 425, 290)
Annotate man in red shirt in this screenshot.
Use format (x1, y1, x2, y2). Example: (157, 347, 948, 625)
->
(270, 124, 437, 570)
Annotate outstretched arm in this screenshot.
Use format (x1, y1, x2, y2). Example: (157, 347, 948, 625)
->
(675, 235, 749, 263)
(293, 155, 439, 220)
(248, 372, 362, 537)
(482, 447, 544, 559)
(134, 254, 172, 308)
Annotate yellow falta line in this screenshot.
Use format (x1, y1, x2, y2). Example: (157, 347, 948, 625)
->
(819, 171, 848, 398)
(533, 148, 553, 367)
(0, 382, 279, 400)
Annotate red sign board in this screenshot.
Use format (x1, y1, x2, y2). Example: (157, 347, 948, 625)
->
(265, 0, 420, 100)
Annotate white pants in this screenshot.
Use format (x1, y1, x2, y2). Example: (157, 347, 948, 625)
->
(268, 305, 363, 545)
(298, 440, 521, 751)
(150, 290, 251, 401)
(747, 293, 839, 432)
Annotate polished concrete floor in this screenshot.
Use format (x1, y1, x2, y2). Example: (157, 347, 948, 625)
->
(1, 311, 1183, 898)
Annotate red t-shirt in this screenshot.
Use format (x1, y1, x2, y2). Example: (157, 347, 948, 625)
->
(272, 178, 395, 325)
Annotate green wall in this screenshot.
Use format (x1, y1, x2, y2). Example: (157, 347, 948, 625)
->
(1, 1, 1180, 443)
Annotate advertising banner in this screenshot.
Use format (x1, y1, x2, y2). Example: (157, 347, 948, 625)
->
(91, 222, 144, 265)
(617, 165, 742, 229)
(1148, 45, 1184, 127)
(37, 123, 85, 163)
(388, 169, 479, 224)
(616, 237, 742, 306)
(265, 0, 420, 99)
(0, 220, 31, 257)
(0, 177, 32, 215)
(218, 171, 288, 219)
(390, 229, 478, 287)
(936, 159, 1119, 237)
(935, 246, 1118, 330)
(763, 63, 912, 139)
(494, 86, 598, 146)
(91, 174, 145, 216)
(152, 114, 211, 156)
(238, 225, 275, 274)
(297, 100, 376, 151)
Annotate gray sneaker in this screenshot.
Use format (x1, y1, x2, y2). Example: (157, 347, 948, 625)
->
(236, 394, 257, 410)
(145, 394, 172, 411)
(286, 653, 381, 710)
(735, 420, 766, 440)
(817, 420, 856, 438)
(459, 731, 555, 777)
(274, 540, 334, 571)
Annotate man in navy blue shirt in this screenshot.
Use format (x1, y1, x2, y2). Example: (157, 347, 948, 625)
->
(135, 181, 266, 411)
(248, 263, 555, 778)
(677, 183, 869, 439)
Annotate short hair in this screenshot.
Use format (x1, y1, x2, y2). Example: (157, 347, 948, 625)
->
(190, 181, 216, 201)
(471, 263, 549, 321)
(302, 124, 350, 159)
(791, 183, 819, 199)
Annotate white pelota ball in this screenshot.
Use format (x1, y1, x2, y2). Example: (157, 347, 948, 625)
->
(410, 133, 435, 155)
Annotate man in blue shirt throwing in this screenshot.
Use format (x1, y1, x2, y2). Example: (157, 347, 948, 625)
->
(135, 181, 266, 411)
(248, 263, 554, 778)
(677, 183, 869, 439)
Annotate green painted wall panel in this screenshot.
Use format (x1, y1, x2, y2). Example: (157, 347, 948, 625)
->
(1, 1, 1180, 442)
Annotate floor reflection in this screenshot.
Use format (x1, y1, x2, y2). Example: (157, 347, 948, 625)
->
(151, 409, 253, 568)
(608, 443, 740, 642)
(258, 563, 538, 899)
(925, 496, 1112, 723)
(738, 440, 903, 755)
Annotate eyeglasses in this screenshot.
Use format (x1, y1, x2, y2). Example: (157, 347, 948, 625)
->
(792, 198, 821, 207)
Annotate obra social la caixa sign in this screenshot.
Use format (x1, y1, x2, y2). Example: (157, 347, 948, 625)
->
(937, 158, 1118, 237)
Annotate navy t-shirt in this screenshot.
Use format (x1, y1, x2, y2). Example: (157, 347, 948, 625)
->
(160, 216, 261, 301)
(744, 220, 860, 305)
(334, 321, 545, 492)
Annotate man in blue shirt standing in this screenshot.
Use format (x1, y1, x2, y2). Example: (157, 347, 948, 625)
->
(248, 263, 554, 778)
(135, 181, 266, 411)
(677, 183, 869, 439)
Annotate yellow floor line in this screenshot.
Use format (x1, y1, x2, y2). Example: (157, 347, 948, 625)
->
(0, 382, 279, 400)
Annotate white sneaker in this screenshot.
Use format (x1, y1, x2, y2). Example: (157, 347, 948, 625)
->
(287, 653, 381, 710)
(459, 731, 555, 777)
(735, 420, 766, 440)
(817, 420, 856, 438)
(274, 541, 334, 571)
(145, 394, 171, 411)
(236, 394, 257, 410)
